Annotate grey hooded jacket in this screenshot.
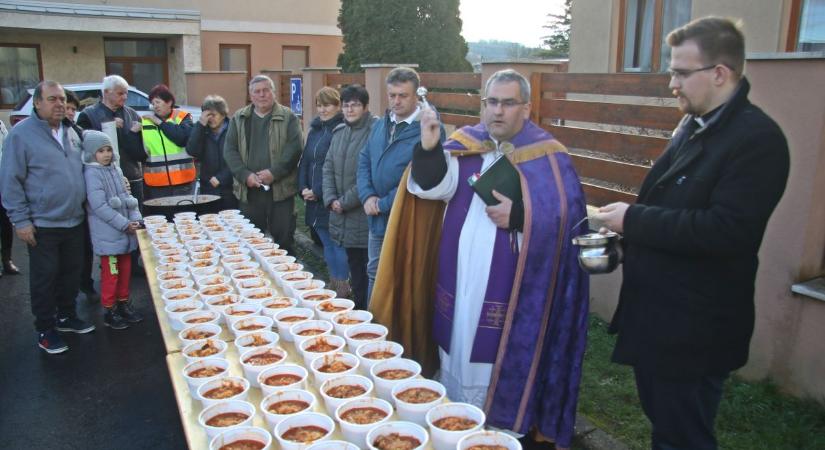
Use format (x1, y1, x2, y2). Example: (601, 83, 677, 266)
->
(0, 112, 86, 230)
(82, 131, 141, 256)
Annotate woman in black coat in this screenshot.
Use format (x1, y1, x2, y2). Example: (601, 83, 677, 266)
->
(298, 87, 348, 296)
(185, 95, 238, 210)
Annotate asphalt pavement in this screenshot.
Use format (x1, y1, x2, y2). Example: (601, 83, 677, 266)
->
(0, 239, 187, 450)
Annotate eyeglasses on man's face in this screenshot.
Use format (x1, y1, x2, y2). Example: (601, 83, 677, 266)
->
(481, 97, 526, 108)
(342, 102, 363, 109)
(667, 64, 718, 80)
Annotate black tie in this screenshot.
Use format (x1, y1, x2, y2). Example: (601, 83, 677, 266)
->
(391, 121, 408, 140)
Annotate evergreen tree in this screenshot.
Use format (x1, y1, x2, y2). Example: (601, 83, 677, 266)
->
(540, 0, 572, 58)
(337, 0, 472, 72)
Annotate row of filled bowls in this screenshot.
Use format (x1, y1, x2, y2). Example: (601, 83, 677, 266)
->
(144, 212, 521, 450)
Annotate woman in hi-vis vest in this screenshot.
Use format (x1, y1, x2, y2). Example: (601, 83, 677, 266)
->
(141, 84, 195, 200)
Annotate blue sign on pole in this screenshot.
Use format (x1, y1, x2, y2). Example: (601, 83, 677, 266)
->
(290, 77, 302, 116)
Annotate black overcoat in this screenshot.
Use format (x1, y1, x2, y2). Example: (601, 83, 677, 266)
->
(609, 78, 790, 379)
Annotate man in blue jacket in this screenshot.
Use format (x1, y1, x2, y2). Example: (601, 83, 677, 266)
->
(0, 81, 96, 354)
(357, 67, 444, 302)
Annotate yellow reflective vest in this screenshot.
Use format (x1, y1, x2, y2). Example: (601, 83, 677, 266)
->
(142, 110, 196, 187)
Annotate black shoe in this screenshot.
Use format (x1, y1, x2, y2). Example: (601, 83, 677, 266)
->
(2, 260, 20, 275)
(55, 316, 96, 334)
(104, 308, 129, 330)
(38, 329, 69, 354)
(116, 301, 144, 323)
(80, 286, 100, 302)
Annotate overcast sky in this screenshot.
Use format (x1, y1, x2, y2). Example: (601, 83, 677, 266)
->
(459, 0, 566, 47)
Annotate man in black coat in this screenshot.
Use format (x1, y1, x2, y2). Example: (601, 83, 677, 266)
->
(593, 17, 789, 450)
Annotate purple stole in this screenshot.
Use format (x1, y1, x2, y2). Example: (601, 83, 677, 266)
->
(433, 155, 519, 363)
(431, 121, 590, 447)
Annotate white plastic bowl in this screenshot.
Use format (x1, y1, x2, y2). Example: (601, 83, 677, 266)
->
(230, 315, 274, 338)
(165, 298, 204, 331)
(182, 357, 230, 399)
(457, 431, 522, 450)
(390, 379, 447, 426)
(209, 426, 272, 450)
(355, 341, 403, 376)
(366, 421, 429, 450)
(299, 335, 347, 367)
(222, 303, 262, 329)
(178, 323, 223, 347)
(197, 375, 250, 408)
(344, 323, 388, 353)
(198, 399, 255, 440)
(261, 297, 300, 319)
(315, 299, 356, 322)
(331, 310, 373, 337)
(181, 338, 228, 365)
(275, 412, 336, 450)
(234, 330, 280, 351)
(290, 320, 334, 349)
(309, 351, 361, 389)
(319, 374, 373, 414)
(299, 289, 337, 309)
(180, 309, 221, 328)
(258, 364, 309, 398)
(369, 358, 421, 402)
(160, 287, 197, 305)
(274, 307, 315, 342)
(425, 403, 486, 450)
(260, 388, 317, 429)
(334, 397, 393, 449)
(203, 293, 241, 324)
(239, 344, 288, 388)
(306, 440, 359, 450)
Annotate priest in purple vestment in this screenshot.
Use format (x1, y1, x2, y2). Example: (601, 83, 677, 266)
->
(406, 69, 590, 449)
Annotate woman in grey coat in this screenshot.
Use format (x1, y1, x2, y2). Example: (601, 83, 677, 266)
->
(322, 85, 377, 309)
(82, 130, 143, 330)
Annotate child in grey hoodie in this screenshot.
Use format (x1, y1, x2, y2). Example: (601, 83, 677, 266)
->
(82, 130, 144, 329)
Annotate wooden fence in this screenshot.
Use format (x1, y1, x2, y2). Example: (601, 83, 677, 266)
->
(420, 72, 481, 128)
(325, 73, 365, 90)
(532, 72, 681, 206)
(321, 70, 680, 206)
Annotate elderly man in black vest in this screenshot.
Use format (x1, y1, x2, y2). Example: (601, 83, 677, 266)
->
(77, 75, 146, 207)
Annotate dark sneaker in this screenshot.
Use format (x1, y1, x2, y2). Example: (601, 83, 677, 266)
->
(116, 301, 144, 323)
(38, 329, 69, 354)
(55, 316, 96, 334)
(103, 308, 129, 330)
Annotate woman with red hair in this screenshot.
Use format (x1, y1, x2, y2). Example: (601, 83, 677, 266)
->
(141, 84, 195, 199)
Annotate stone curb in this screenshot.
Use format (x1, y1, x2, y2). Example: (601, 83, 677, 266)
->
(294, 231, 629, 450)
(574, 415, 629, 450)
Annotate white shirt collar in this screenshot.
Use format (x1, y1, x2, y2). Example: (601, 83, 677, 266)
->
(50, 122, 65, 148)
(391, 105, 422, 125)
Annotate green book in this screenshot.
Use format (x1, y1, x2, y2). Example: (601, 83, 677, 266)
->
(468, 155, 523, 206)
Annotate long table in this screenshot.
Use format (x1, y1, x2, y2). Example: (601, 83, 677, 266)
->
(138, 230, 426, 450)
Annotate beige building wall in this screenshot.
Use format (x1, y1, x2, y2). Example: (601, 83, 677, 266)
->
(53, 0, 341, 32)
(736, 57, 825, 399)
(569, 0, 792, 73)
(692, 0, 785, 53)
(0, 31, 105, 84)
(569, 0, 617, 73)
(200, 31, 343, 74)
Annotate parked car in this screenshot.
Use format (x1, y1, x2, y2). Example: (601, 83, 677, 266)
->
(9, 82, 200, 126)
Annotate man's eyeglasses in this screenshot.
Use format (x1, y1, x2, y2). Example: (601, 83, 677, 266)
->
(667, 65, 717, 80)
(342, 102, 363, 109)
(481, 97, 526, 109)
